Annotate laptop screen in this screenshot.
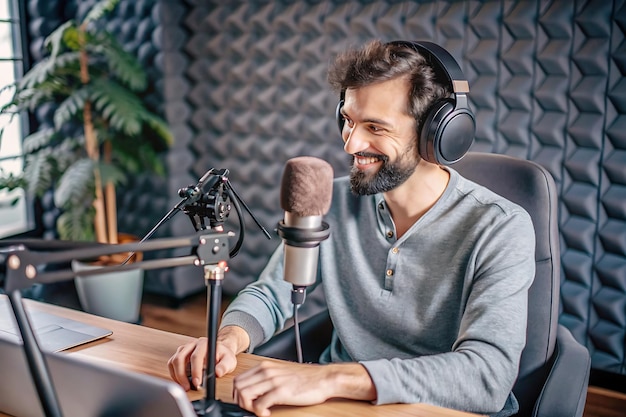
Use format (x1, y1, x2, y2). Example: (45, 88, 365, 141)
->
(0, 335, 197, 417)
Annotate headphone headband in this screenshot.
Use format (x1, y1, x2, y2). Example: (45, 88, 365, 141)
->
(387, 40, 470, 94)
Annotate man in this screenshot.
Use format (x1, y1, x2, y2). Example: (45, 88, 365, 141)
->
(168, 40, 535, 417)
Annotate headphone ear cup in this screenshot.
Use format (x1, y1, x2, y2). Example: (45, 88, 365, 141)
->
(419, 99, 475, 166)
(336, 100, 345, 136)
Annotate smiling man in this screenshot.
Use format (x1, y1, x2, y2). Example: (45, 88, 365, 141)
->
(339, 75, 451, 238)
(168, 40, 536, 417)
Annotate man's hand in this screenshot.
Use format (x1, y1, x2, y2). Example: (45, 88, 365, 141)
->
(232, 361, 377, 416)
(167, 325, 250, 391)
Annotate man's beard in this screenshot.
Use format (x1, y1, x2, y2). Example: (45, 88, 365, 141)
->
(349, 145, 419, 195)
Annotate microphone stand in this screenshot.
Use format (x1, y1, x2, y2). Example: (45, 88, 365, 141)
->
(193, 260, 253, 417)
(177, 170, 259, 416)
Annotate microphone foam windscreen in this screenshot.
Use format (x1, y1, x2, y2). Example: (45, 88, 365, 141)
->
(280, 156, 334, 216)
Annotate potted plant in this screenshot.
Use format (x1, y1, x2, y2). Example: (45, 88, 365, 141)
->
(0, 0, 172, 322)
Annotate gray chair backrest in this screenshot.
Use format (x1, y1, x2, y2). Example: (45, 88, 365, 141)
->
(453, 152, 561, 416)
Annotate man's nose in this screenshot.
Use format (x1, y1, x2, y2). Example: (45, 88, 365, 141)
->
(343, 125, 367, 154)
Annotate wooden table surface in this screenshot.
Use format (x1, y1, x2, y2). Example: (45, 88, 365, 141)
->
(2, 299, 481, 417)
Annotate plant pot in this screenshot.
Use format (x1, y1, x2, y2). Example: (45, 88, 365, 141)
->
(71, 234, 144, 323)
(72, 260, 144, 323)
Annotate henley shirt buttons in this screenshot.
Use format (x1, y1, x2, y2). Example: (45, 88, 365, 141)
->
(384, 271, 394, 291)
(378, 203, 384, 210)
(392, 247, 399, 254)
(386, 230, 394, 238)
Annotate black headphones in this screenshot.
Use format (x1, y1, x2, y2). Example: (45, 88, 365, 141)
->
(335, 40, 475, 166)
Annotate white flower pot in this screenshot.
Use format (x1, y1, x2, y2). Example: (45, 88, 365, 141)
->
(72, 260, 144, 323)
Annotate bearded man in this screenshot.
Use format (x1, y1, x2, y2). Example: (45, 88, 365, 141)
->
(168, 39, 535, 417)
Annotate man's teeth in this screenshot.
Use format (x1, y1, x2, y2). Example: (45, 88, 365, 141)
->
(356, 156, 379, 165)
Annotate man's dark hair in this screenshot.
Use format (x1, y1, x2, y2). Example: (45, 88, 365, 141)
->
(327, 40, 450, 129)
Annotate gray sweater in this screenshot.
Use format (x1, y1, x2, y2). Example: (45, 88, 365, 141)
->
(221, 168, 535, 416)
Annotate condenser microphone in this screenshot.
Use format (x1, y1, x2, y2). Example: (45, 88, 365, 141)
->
(276, 156, 333, 290)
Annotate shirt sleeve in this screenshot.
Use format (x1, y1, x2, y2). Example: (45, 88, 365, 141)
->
(219, 242, 322, 350)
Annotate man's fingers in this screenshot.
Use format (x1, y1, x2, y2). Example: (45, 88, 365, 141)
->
(167, 343, 195, 389)
(188, 337, 208, 387)
(168, 330, 244, 394)
(232, 361, 337, 415)
(167, 338, 209, 391)
(214, 343, 238, 377)
(233, 362, 292, 415)
(236, 378, 279, 416)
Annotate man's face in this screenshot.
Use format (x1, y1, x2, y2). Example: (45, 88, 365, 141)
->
(339, 77, 420, 195)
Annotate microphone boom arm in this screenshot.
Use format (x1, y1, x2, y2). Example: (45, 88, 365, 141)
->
(3, 233, 230, 292)
(1, 231, 231, 417)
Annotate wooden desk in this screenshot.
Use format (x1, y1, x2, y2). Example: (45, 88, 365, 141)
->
(4, 300, 480, 417)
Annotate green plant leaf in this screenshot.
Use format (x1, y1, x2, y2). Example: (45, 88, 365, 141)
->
(92, 33, 147, 91)
(17, 51, 81, 91)
(17, 60, 53, 90)
(61, 25, 81, 51)
(22, 151, 54, 196)
(98, 161, 126, 186)
(21, 89, 55, 112)
(54, 87, 88, 129)
(142, 113, 174, 147)
(0, 171, 26, 191)
(22, 128, 56, 153)
(54, 137, 85, 173)
(83, 0, 120, 25)
(54, 158, 95, 208)
(44, 20, 75, 59)
(57, 206, 96, 241)
(90, 79, 145, 135)
(0, 83, 18, 113)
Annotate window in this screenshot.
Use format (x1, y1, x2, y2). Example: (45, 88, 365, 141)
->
(0, 0, 33, 238)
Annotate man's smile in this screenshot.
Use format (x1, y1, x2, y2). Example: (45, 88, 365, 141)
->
(353, 153, 385, 170)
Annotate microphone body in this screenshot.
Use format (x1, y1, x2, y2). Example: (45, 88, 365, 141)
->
(277, 156, 333, 289)
(282, 212, 324, 287)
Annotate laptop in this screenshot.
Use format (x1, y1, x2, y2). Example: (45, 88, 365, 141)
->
(0, 296, 112, 352)
(0, 335, 197, 417)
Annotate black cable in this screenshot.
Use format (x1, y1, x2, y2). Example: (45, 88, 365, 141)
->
(119, 205, 181, 265)
(291, 286, 306, 363)
(293, 302, 303, 364)
(225, 179, 272, 240)
(225, 184, 244, 258)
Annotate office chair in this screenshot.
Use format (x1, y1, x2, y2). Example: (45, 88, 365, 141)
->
(255, 152, 591, 417)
